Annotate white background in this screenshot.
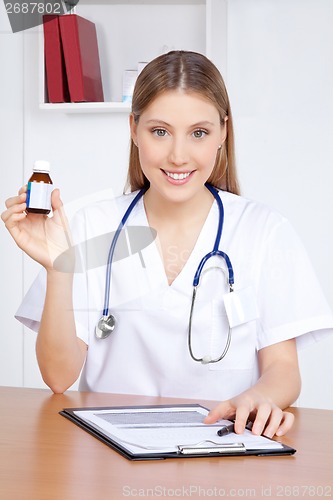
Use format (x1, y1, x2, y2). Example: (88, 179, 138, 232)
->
(0, 0, 332, 408)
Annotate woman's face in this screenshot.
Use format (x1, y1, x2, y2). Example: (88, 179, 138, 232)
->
(130, 90, 226, 204)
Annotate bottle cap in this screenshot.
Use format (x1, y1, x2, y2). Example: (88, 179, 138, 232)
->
(33, 160, 50, 172)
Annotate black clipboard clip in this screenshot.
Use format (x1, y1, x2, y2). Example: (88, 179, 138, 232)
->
(177, 441, 246, 455)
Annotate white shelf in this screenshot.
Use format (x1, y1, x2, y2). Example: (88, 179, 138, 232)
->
(40, 0, 227, 113)
(39, 101, 131, 113)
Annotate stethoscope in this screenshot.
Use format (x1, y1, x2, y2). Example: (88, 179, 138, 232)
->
(95, 183, 234, 365)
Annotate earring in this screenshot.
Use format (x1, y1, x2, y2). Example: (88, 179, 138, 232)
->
(218, 145, 222, 150)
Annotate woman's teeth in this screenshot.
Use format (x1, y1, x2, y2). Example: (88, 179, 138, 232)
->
(165, 171, 191, 180)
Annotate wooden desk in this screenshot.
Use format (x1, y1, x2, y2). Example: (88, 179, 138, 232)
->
(0, 387, 332, 500)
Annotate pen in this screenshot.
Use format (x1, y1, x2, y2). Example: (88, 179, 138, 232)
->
(217, 421, 253, 437)
(217, 423, 235, 437)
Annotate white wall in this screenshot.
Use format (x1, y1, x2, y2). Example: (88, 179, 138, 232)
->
(0, 12, 24, 387)
(226, 0, 333, 408)
(0, 0, 332, 408)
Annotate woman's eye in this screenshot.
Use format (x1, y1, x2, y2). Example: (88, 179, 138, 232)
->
(192, 129, 208, 139)
(153, 128, 167, 137)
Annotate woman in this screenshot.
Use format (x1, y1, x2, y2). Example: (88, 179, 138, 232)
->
(2, 51, 332, 438)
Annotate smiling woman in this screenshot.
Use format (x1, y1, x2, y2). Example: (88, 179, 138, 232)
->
(128, 51, 239, 196)
(130, 91, 226, 209)
(2, 50, 333, 440)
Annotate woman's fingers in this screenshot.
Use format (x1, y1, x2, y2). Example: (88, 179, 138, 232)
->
(249, 403, 279, 436)
(275, 411, 295, 437)
(203, 401, 235, 424)
(1, 198, 27, 238)
(1, 187, 72, 268)
(4, 192, 26, 211)
(233, 404, 253, 434)
(247, 406, 294, 438)
(4, 185, 27, 210)
(205, 397, 295, 439)
(2, 188, 28, 233)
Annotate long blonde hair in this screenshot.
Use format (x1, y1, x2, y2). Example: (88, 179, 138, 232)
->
(126, 50, 240, 195)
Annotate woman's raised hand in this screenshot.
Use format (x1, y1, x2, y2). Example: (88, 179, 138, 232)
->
(1, 186, 74, 272)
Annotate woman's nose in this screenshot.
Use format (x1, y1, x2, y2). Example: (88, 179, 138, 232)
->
(168, 138, 189, 166)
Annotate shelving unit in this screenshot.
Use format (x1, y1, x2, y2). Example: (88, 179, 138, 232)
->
(39, 0, 227, 113)
(39, 101, 131, 113)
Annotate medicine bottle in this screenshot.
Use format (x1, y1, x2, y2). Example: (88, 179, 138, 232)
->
(26, 160, 53, 215)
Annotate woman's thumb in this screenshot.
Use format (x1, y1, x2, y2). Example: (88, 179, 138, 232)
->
(51, 188, 62, 211)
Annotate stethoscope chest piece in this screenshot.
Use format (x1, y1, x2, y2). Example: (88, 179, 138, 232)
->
(95, 314, 116, 339)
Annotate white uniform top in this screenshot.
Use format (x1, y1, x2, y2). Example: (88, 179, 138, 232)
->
(16, 190, 333, 400)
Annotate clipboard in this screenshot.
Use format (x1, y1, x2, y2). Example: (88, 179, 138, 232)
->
(59, 404, 296, 461)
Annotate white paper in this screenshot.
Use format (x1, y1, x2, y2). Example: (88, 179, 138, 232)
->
(73, 405, 283, 456)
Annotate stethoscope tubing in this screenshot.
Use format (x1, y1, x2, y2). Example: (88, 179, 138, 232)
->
(193, 183, 234, 289)
(187, 184, 234, 364)
(193, 250, 234, 289)
(205, 183, 223, 252)
(188, 286, 232, 364)
(102, 187, 147, 316)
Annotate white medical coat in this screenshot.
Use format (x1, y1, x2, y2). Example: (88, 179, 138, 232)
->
(16, 190, 333, 400)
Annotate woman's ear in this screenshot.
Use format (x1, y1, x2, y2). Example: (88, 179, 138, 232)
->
(129, 113, 138, 146)
(220, 116, 228, 144)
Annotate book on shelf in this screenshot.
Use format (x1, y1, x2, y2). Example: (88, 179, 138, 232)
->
(58, 14, 104, 103)
(43, 15, 70, 103)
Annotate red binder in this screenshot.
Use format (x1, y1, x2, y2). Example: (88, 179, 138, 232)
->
(43, 15, 70, 103)
(59, 14, 104, 102)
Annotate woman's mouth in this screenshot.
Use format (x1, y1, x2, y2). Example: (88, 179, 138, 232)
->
(163, 170, 194, 183)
